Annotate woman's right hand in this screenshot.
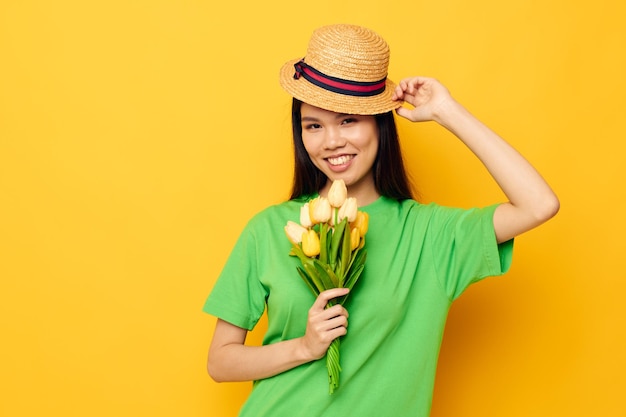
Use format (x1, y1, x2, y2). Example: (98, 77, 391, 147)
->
(207, 287, 350, 382)
(299, 288, 350, 360)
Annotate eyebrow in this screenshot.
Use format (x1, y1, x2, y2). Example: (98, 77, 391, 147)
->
(301, 113, 351, 122)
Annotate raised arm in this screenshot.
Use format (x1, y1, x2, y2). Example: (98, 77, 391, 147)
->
(392, 77, 559, 243)
(208, 288, 349, 382)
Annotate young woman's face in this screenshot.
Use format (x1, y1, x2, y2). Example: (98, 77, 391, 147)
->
(300, 103, 379, 196)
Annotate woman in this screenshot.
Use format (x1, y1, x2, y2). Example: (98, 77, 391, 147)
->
(204, 24, 559, 416)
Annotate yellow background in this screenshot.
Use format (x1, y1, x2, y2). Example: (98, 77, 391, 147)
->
(1, 1, 624, 416)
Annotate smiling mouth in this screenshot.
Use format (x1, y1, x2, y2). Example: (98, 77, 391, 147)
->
(326, 155, 354, 166)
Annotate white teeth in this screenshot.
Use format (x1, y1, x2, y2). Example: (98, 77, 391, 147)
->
(327, 155, 353, 166)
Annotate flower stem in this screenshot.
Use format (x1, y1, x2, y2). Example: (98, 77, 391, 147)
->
(327, 338, 341, 394)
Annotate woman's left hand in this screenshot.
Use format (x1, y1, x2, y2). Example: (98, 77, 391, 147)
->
(392, 77, 559, 243)
(392, 76, 454, 123)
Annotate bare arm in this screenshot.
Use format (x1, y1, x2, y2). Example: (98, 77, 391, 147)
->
(393, 77, 559, 243)
(207, 287, 349, 382)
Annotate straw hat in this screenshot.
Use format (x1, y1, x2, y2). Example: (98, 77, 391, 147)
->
(279, 24, 400, 115)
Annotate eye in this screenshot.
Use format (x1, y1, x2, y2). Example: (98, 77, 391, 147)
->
(341, 117, 357, 125)
(303, 123, 322, 130)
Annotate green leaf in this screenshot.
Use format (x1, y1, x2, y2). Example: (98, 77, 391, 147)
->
(338, 222, 352, 282)
(338, 263, 365, 305)
(297, 266, 321, 297)
(303, 262, 326, 294)
(290, 243, 309, 264)
(329, 219, 348, 267)
(313, 259, 339, 288)
(319, 223, 329, 264)
(343, 262, 365, 291)
(326, 338, 341, 394)
(326, 229, 332, 260)
(347, 247, 367, 276)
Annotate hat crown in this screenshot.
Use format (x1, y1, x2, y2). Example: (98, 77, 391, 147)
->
(304, 24, 390, 83)
(278, 24, 399, 115)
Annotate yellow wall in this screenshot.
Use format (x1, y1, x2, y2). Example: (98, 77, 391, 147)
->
(1, 1, 624, 416)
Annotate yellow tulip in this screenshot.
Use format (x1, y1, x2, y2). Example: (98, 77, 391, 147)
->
(350, 227, 360, 251)
(352, 211, 369, 236)
(300, 203, 312, 228)
(302, 229, 321, 257)
(284, 221, 308, 244)
(327, 179, 347, 208)
(338, 197, 358, 222)
(309, 197, 332, 224)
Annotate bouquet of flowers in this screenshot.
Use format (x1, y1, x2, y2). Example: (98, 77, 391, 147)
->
(284, 179, 369, 394)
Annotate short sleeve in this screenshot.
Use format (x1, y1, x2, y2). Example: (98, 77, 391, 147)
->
(428, 204, 514, 301)
(203, 221, 268, 330)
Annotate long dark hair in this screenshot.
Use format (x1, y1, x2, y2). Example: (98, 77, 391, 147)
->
(289, 98, 415, 201)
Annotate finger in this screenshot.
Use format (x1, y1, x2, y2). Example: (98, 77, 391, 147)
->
(309, 322, 347, 348)
(399, 90, 417, 103)
(317, 315, 349, 340)
(395, 106, 416, 122)
(392, 83, 407, 100)
(311, 288, 349, 310)
(408, 75, 431, 86)
(393, 77, 416, 97)
(307, 306, 348, 345)
(327, 313, 348, 329)
(397, 77, 417, 87)
(318, 303, 348, 321)
(326, 322, 348, 339)
(399, 77, 418, 91)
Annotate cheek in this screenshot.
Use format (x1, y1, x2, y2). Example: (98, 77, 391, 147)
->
(354, 132, 379, 157)
(360, 137, 379, 170)
(301, 136, 318, 157)
(301, 138, 323, 170)
(371, 138, 379, 156)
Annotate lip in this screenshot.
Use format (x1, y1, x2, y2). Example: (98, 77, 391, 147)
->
(325, 154, 355, 172)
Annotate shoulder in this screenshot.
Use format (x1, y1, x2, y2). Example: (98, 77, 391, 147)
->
(369, 197, 442, 217)
(377, 198, 499, 230)
(399, 199, 498, 218)
(246, 197, 308, 230)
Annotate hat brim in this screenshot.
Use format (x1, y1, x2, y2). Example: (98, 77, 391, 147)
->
(279, 58, 401, 115)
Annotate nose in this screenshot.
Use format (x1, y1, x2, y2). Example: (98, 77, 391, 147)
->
(323, 127, 347, 150)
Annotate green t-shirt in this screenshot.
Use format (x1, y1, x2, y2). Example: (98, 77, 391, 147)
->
(204, 196, 513, 416)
